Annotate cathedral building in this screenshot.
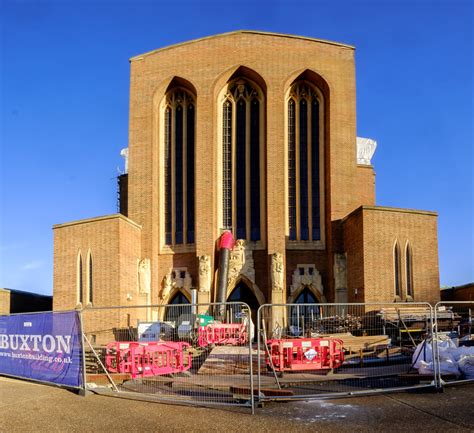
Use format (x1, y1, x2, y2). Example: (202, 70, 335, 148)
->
(53, 31, 440, 319)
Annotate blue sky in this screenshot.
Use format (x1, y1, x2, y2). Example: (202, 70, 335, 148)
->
(1, 0, 472, 296)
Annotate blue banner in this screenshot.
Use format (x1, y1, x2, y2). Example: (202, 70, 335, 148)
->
(0, 311, 82, 387)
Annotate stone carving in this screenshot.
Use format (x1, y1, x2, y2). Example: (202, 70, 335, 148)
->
(356, 137, 377, 165)
(160, 270, 175, 301)
(198, 255, 211, 292)
(138, 258, 151, 295)
(334, 253, 347, 291)
(120, 147, 129, 173)
(290, 265, 323, 295)
(171, 268, 192, 291)
(334, 253, 348, 303)
(228, 239, 255, 286)
(271, 252, 284, 291)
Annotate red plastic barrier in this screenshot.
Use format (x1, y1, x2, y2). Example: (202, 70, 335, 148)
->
(198, 323, 248, 347)
(265, 338, 344, 372)
(105, 341, 192, 378)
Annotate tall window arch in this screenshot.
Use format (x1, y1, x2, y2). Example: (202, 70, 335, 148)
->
(394, 241, 402, 299)
(77, 252, 83, 304)
(221, 77, 264, 241)
(288, 81, 323, 242)
(163, 87, 195, 246)
(406, 243, 414, 299)
(87, 250, 93, 304)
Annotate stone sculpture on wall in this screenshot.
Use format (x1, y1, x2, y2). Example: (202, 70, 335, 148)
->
(290, 265, 323, 296)
(160, 270, 175, 301)
(271, 252, 284, 291)
(198, 255, 211, 292)
(334, 253, 348, 303)
(356, 137, 377, 165)
(228, 239, 255, 287)
(138, 258, 151, 295)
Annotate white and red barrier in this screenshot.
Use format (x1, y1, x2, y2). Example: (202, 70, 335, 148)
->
(265, 338, 344, 373)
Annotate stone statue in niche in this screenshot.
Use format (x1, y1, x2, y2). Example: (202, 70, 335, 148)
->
(228, 239, 255, 286)
(334, 253, 347, 290)
(198, 255, 211, 292)
(138, 258, 151, 295)
(271, 252, 284, 291)
(160, 270, 175, 301)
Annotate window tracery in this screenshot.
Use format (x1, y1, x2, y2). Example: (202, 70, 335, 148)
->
(163, 88, 195, 246)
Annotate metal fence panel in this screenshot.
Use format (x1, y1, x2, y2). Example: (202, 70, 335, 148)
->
(80, 302, 254, 412)
(434, 301, 474, 388)
(257, 302, 435, 400)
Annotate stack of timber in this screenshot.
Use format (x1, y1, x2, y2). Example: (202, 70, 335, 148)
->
(311, 314, 362, 334)
(315, 332, 391, 353)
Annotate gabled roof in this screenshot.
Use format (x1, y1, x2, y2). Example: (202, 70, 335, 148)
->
(130, 30, 354, 62)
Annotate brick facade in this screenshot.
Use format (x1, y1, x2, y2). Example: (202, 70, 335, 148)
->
(53, 31, 440, 314)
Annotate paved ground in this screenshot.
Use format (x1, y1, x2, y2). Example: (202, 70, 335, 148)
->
(0, 376, 473, 432)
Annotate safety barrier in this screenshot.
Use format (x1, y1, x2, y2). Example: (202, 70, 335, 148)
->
(265, 338, 344, 373)
(80, 302, 254, 412)
(198, 323, 248, 347)
(105, 341, 192, 378)
(433, 301, 474, 388)
(257, 302, 437, 401)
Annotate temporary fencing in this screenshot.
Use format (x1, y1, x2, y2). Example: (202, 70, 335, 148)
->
(0, 310, 83, 389)
(2, 301, 473, 411)
(433, 301, 474, 388)
(257, 303, 436, 401)
(79, 302, 254, 412)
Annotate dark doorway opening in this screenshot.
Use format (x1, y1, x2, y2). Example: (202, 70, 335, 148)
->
(228, 281, 260, 339)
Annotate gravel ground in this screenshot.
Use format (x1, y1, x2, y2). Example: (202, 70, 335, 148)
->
(0, 376, 473, 432)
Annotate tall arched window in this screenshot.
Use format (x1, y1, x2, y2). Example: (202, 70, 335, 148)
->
(164, 87, 195, 246)
(77, 252, 83, 304)
(288, 81, 323, 242)
(87, 250, 93, 304)
(394, 242, 402, 299)
(406, 243, 414, 299)
(221, 77, 264, 241)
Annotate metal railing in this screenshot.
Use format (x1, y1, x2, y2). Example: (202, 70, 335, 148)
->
(257, 302, 436, 401)
(433, 301, 474, 388)
(79, 302, 254, 412)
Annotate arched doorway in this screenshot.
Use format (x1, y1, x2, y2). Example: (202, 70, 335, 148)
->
(289, 287, 320, 336)
(164, 291, 190, 322)
(228, 281, 260, 339)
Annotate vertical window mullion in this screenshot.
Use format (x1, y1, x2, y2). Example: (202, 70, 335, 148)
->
(288, 99, 296, 241)
(307, 97, 313, 241)
(222, 99, 233, 230)
(295, 99, 301, 240)
(299, 98, 309, 241)
(245, 96, 251, 240)
(235, 98, 246, 240)
(182, 98, 188, 244)
(186, 103, 195, 243)
(165, 107, 172, 245)
(311, 98, 320, 241)
(250, 97, 261, 241)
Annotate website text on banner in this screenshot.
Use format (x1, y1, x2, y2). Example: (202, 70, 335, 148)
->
(0, 311, 83, 387)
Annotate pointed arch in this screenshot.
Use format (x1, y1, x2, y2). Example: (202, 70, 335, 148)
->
(285, 70, 327, 246)
(225, 275, 265, 307)
(287, 284, 327, 304)
(86, 249, 93, 305)
(160, 76, 197, 247)
(405, 241, 414, 300)
(393, 240, 402, 300)
(76, 251, 83, 305)
(217, 67, 267, 243)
